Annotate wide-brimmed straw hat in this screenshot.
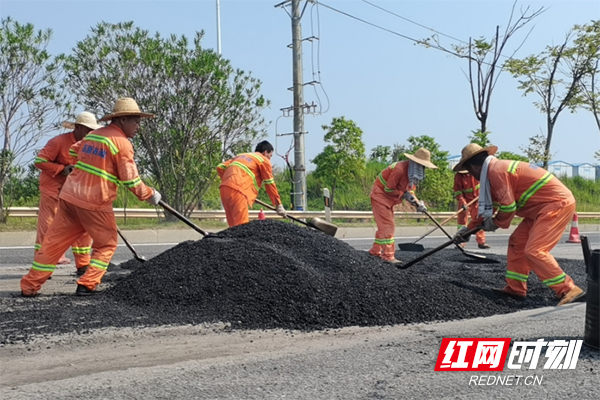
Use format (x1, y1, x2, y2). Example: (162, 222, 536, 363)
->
(453, 143, 498, 172)
(404, 147, 438, 169)
(99, 97, 155, 122)
(62, 111, 102, 130)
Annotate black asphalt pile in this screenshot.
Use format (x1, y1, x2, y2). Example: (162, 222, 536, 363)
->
(0, 220, 588, 344)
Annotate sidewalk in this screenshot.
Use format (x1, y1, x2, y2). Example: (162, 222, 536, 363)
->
(1, 224, 598, 247)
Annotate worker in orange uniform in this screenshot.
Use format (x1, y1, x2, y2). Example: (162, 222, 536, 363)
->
(453, 143, 585, 306)
(369, 148, 438, 264)
(453, 169, 490, 249)
(217, 140, 286, 227)
(21, 98, 160, 297)
(34, 112, 100, 274)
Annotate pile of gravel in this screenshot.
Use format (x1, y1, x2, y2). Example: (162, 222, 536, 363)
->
(0, 220, 588, 344)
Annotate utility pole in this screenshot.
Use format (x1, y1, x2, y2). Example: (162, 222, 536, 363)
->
(276, 0, 309, 211)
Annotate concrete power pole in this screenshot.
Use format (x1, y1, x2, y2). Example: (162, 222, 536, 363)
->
(216, 0, 222, 55)
(291, 0, 307, 210)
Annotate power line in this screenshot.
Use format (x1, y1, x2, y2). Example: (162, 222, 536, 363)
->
(361, 0, 469, 45)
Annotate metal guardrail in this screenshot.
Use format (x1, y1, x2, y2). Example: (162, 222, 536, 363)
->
(6, 207, 600, 220)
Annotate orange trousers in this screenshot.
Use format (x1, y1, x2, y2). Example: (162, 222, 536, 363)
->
(21, 199, 118, 295)
(456, 203, 486, 245)
(368, 196, 396, 261)
(505, 201, 576, 298)
(36, 193, 92, 270)
(220, 186, 250, 227)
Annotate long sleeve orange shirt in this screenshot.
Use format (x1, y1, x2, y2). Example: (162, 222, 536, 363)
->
(217, 152, 282, 207)
(59, 125, 154, 212)
(372, 161, 416, 203)
(34, 132, 78, 198)
(467, 159, 575, 230)
(453, 173, 480, 206)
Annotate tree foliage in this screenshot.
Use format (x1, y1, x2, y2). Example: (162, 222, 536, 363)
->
(0, 17, 69, 222)
(61, 21, 268, 216)
(396, 135, 454, 209)
(496, 151, 529, 162)
(468, 130, 493, 147)
(504, 20, 600, 168)
(311, 117, 366, 210)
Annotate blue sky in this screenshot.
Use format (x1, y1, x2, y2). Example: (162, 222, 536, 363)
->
(2, 0, 599, 170)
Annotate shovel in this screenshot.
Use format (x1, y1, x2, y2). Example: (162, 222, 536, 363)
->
(398, 227, 482, 269)
(158, 200, 212, 237)
(420, 209, 497, 263)
(254, 199, 338, 237)
(398, 197, 479, 252)
(117, 227, 146, 262)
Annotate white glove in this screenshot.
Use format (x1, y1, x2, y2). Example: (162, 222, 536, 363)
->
(454, 226, 471, 243)
(402, 191, 418, 207)
(146, 189, 161, 206)
(416, 200, 428, 213)
(62, 165, 75, 175)
(275, 204, 286, 217)
(482, 217, 498, 232)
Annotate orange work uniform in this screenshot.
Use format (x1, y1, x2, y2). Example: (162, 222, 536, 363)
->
(21, 125, 155, 295)
(453, 172, 485, 245)
(34, 131, 92, 270)
(217, 152, 282, 227)
(467, 159, 576, 298)
(369, 161, 418, 261)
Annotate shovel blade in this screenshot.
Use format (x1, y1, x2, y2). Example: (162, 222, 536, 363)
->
(398, 243, 425, 252)
(308, 218, 338, 236)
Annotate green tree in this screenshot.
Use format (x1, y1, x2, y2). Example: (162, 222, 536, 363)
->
(397, 135, 454, 209)
(504, 20, 600, 168)
(496, 151, 529, 162)
(0, 17, 70, 222)
(468, 130, 492, 147)
(369, 145, 391, 163)
(311, 117, 366, 210)
(519, 134, 553, 165)
(62, 21, 267, 216)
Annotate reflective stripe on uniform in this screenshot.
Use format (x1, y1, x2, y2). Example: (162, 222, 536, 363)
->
(374, 238, 395, 245)
(516, 172, 553, 209)
(506, 270, 528, 282)
(75, 161, 120, 185)
(35, 157, 48, 164)
(543, 273, 566, 287)
(508, 161, 519, 174)
(90, 259, 109, 270)
(71, 246, 91, 255)
(121, 176, 142, 188)
(263, 178, 275, 185)
(31, 261, 56, 272)
(230, 161, 259, 191)
(84, 134, 119, 155)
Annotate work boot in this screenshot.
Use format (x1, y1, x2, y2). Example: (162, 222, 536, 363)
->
(21, 290, 38, 298)
(492, 287, 526, 301)
(478, 243, 491, 249)
(557, 285, 585, 306)
(75, 284, 95, 296)
(76, 266, 89, 276)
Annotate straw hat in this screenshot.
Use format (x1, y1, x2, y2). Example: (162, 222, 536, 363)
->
(452, 143, 498, 172)
(62, 111, 102, 130)
(404, 147, 438, 169)
(99, 97, 155, 122)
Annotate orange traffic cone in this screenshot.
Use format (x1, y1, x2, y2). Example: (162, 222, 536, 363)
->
(566, 213, 581, 243)
(258, 208, 266, 220)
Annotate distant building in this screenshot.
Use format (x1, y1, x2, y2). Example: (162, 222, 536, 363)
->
(547, 160, 573, 178)
(573, 163, 597, 180)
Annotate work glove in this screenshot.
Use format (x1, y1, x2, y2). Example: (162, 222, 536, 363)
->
(482, 217, 498, 232)
(146, 189, 161, 206)
(62, 165, 75, 175)
(416, 200, 428, 213)
(461, 204, 468, 212)
(402, 191, 418, 207)
(275, 204, 287, 217)
(454, 226, 471, 243)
